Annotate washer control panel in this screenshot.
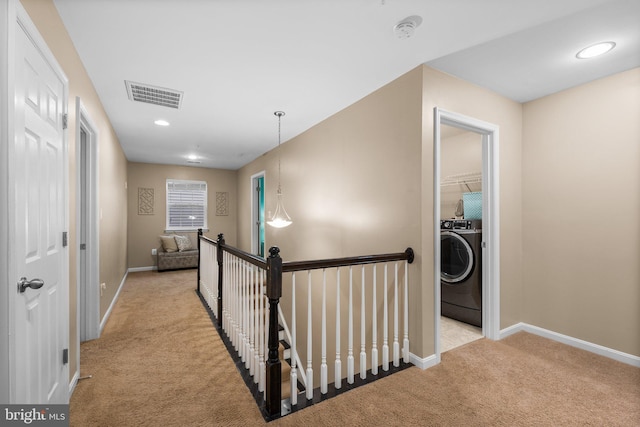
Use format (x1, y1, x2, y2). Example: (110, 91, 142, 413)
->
(440, 219, 482, 230)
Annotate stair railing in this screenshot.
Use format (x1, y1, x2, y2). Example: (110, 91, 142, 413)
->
(197, 229, 414, 420)
(281, 248, 414, 405)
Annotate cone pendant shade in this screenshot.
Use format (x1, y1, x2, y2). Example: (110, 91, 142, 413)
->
(267, 111, 292, 228)
(267, 186, 292, 228)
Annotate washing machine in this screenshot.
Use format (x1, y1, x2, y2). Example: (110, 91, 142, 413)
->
(440, 219, 482, 327)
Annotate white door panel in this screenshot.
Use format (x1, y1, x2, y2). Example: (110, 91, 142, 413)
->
(12, 17, 67, 404)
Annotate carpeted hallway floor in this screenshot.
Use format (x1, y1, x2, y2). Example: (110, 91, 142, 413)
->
(70, 270, 640, 426)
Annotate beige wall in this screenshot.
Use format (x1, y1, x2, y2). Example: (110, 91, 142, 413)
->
(522, 68, 640, 356)
(127, 162, 238, 268)
(21, 0, 129, 381)
(421, 66, 524, 354)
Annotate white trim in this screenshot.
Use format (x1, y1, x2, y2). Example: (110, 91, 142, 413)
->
(68, 370, 80, 396)
(250, 171, 265, 257)
(76, 97, 100, 343)
(99, 272, 128, 334)
(409, 352, 438, 370)
(500, 323, 640, 368)
(433, 108, 501, 364)
(128, 266, 157, 272)
(498, 322, 525, 339)
(0, 0, 13, 405)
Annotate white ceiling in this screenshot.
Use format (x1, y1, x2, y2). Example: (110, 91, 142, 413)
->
(53, 0, 640, 170)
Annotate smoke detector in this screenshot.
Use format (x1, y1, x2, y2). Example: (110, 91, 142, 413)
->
(394, 15, 422, 39)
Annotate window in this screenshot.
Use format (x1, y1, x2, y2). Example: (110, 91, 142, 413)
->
(166, 179, 207, 230)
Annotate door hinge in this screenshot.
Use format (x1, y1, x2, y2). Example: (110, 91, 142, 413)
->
(62, 231, 68, 247)
(62, 113, 68, 130)
(80, 243, 86, 250)
(62, 348, 68, 365)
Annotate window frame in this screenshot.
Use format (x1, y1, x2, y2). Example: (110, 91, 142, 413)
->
(165, 179, 208, 232)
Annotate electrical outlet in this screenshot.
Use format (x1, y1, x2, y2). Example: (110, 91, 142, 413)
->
(151, 248, 157, 255)
(100, 282, 106, 296)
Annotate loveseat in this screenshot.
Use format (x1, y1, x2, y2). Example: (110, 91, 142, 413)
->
(157, 232, 199, 272)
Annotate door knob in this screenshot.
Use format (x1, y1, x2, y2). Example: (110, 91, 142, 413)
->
(18, 277, 44, 293)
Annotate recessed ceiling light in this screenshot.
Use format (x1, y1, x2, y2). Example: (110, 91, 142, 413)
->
(576, 41, 616, 59)
(154, 119, 170, 126)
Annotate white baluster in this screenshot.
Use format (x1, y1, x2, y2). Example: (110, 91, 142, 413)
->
(223, 252, 228, 334)
(263, 288, 269, 400)
(335, 268, 342, 389)
(382, 264, 389, 371)
(360, 266, 366, 380)
(240, 260, 246, 363)
(250, 264, 256, 376)
(371, 264, 378, 375)
(231, 255, 237, 346)
(306, 271, 314, 400)
(231, 255, 237, 348)
(212, 245, 217, 313)
(290, 273, 297, 405)
(393, 262, 400, 367)
(238, 258, 242, 352)
(347, 266, 354, 384)
(321, 269, 328, 394)
(231, 256, 237, 348)
(259, 268, 265, 393)
(246, 262, 252, 368)
(253, 268, 260, 382)
(403, 260, 410, 363)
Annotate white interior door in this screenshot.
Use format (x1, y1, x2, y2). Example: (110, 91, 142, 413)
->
(11, 12, 69, 404)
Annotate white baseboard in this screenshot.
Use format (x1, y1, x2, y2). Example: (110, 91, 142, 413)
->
(410, 352, 438, 370)
(100, 271, 128, 334)
(128, 266, 157, 272)
(499, 322, 525, 339)
(500, 322, 640, 368)
(68, 369, 79, 398)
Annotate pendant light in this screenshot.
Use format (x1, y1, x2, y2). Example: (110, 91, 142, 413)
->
(267, 111, 292, 228)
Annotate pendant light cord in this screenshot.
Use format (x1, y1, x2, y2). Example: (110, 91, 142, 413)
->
(275, 111, 285, 193)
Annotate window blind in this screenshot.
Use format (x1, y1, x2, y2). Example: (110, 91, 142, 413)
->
(166, 180, 207, 229)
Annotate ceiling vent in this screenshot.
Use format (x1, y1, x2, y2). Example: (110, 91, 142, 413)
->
(125, 81, 183, 109)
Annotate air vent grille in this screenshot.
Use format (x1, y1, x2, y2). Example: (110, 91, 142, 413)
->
(125, 81, 183, 109)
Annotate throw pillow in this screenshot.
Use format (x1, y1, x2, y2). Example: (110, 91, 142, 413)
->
(175, 235, 193, 252)
(159, 235, 178, 253)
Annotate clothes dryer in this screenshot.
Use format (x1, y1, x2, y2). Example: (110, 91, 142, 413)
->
(441, 219, 482, 327)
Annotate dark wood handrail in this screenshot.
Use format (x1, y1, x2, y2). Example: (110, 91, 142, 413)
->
(198, 233, 267, 269)
(282, 248, 414, 273)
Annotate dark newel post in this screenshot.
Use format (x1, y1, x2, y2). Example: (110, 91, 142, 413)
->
(216, 233, 225, 326)
(197, 228, 203, 294)
(265, 246, 282, 417)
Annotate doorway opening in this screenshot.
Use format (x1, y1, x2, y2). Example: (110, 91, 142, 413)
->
(76, 98, 100, 342)
(251, 172, 266, 257)
(434, 108, 500, 362)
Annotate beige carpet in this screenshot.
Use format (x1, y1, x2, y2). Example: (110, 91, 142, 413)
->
(71, 270, 640, 426)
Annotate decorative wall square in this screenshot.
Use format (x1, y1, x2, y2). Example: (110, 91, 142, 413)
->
(216, 191, 228, 216)
(138, 187, 154, 215)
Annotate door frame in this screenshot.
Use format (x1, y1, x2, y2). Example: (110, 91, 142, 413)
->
(75, 97, 100, 343)
(433, 107, 500, 362)
(250, 171, 265, 257)
(1, 0, 70, 402)
(0, 0, 13, 405)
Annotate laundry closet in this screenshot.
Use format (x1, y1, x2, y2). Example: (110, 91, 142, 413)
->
(439, 126, 484, 352)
